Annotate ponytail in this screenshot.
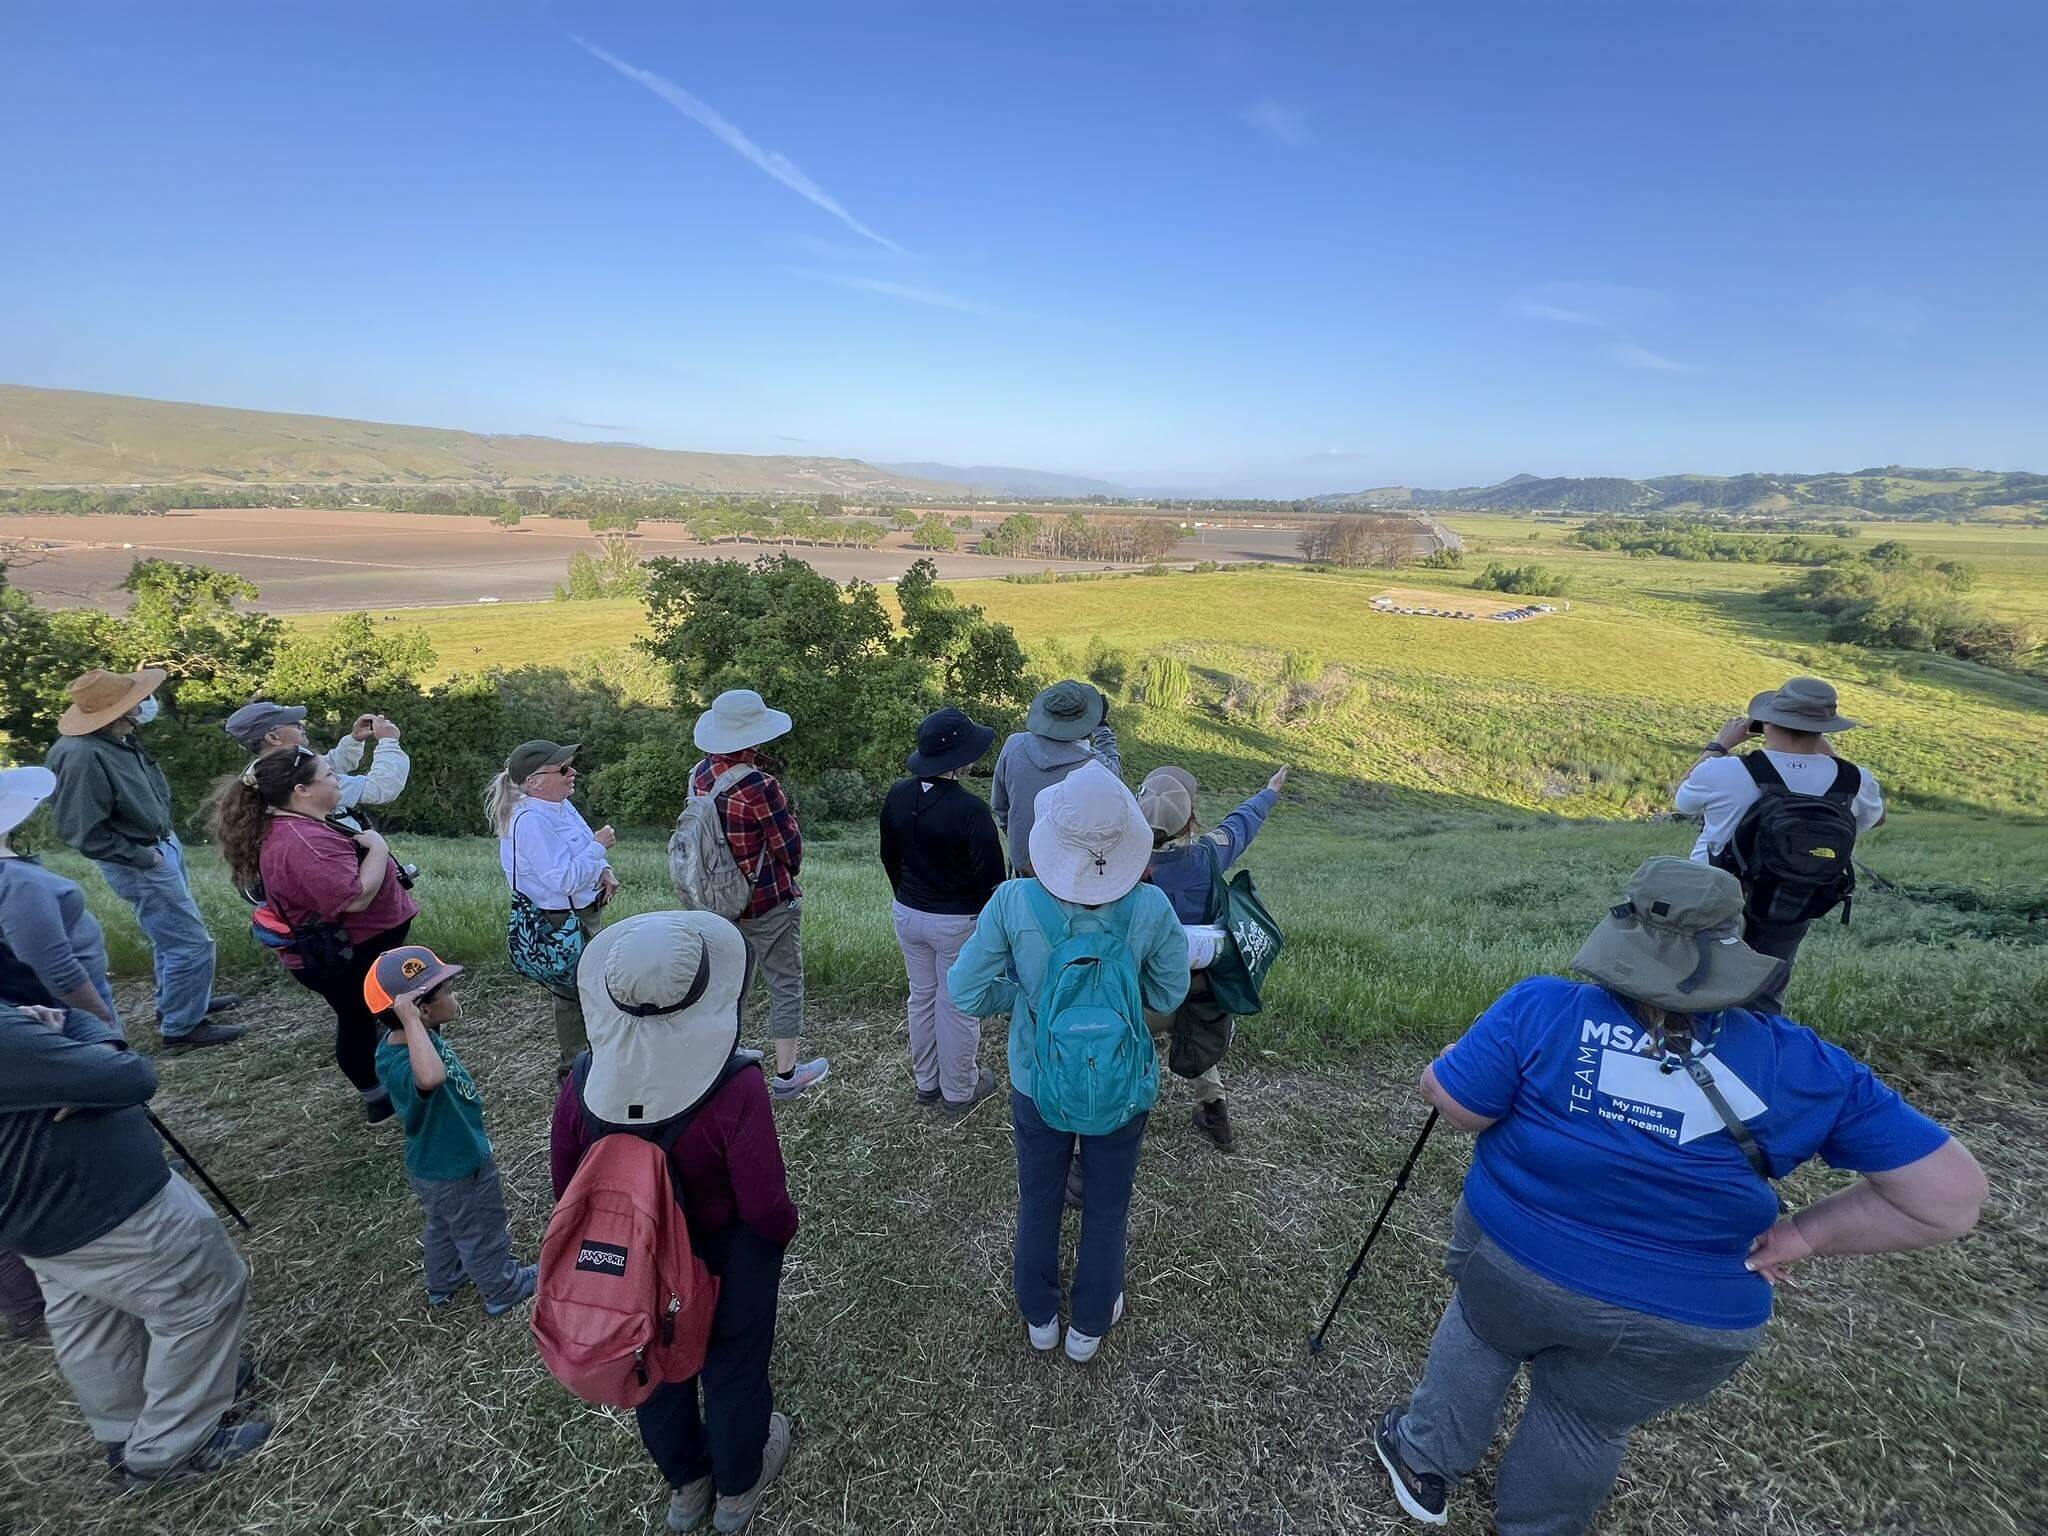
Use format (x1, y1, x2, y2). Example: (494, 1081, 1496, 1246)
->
(484, 769, 525, 837)
(208, 746, 322, 886)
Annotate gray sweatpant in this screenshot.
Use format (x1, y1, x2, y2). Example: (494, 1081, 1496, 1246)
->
(891, 902, 981, 1100)
(408, 1159, 522, 1306)
(736, 897, 805, 1043)
(1397, 1200, 1765, 1536)
(25, 1175, 249, 1474)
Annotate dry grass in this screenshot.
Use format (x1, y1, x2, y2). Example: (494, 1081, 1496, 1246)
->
(1, 973, 2042, 1536)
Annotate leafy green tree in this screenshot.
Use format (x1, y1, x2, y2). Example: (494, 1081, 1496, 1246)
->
(891, 509, 921, 531)
(493, 507, 524, 529)
(914, 512, 958, 551)
(266, 613, 435, 698)
(979, 512, 1040, 557)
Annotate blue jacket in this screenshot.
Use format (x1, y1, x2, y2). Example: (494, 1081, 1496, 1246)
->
(1147, 788, 1277, 924)
(947, 878, 1190, 1101)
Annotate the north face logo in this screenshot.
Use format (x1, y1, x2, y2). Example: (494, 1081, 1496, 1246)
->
(575, 1241, 630, 1274)
(1809, 847, 1839, 860)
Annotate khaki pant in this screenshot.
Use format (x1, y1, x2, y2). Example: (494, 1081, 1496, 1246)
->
(736, 898, 805, 1043)
(1145, 1007, 1226, 1105)
(26, 1176, 249, 1473)
(540, 903, 605, 1076)
(890, 902, 981, 1101)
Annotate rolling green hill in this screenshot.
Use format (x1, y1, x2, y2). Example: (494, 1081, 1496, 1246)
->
(0, 384, 965, 496)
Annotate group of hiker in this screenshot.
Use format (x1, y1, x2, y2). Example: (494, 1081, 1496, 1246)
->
(0, 661, 1991, 1536)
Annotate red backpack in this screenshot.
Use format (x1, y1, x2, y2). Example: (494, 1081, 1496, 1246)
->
(532, 1061, 743, 1407)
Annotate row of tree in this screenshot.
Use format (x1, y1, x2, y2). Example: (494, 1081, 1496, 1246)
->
(1296, 514, 1426, 568)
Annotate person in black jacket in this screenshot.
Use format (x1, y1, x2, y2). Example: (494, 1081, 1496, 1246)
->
(880, 707, 1004, 1116)
(0, 1001, 269, 1488)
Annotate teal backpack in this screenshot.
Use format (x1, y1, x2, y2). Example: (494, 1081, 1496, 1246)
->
(1023, 883, 1160, 1136)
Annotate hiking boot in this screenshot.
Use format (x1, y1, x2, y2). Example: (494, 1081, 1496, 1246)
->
(205, 994, 246, 1016)
(1063, 1294, 1124, 1364)
(1192, 1098, 1235, 1151)
(163, 1022, 246, 1050)
(712, 1411, 791, 1532)
(1026, 1314, 1060, 1353)
(1064, 1163, 1083, 1211)
(1373, 1403, 1448, 1526)
(667, 1474, 713, 1533)
(105, 1355, 257, 1473)
(124, 1420, 272, 1490)
(940, 1068, 998, 1119)
(483, 1264, 539, 1317)
(914, 1084, 943, 1108)
(770, 1058, 830, 1101)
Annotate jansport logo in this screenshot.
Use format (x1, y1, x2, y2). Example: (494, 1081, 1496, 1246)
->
(575, 1241, 630, 1274)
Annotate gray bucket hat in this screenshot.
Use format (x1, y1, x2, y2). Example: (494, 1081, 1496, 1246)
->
(1748, 677, 1860, 734)
(1572, 858, 1784, 1013)
(1026, 679, 1107, 742)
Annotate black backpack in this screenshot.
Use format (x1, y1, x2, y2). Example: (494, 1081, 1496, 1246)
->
(1711, 754, 1861, 927)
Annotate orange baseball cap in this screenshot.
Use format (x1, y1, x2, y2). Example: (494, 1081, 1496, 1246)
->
(363, 945, 464, 1014)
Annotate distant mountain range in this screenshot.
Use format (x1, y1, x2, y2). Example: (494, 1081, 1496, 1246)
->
(1313, 468, 2046, 520)
(878, 462, 1138, 499)
(0, 386, 967, 498)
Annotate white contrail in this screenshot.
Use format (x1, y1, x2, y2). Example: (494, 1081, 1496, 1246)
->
(574, 36, 903, 254)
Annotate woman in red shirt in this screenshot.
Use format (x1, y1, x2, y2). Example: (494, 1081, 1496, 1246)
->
(214, 747, 420, 1122)
(549, 910, 798, 1536)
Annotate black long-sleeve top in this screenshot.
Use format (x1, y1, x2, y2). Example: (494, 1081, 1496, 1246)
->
(878, 776, 1005, 917)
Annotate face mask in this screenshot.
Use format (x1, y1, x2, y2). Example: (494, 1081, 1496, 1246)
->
(134, 696, 161, 726)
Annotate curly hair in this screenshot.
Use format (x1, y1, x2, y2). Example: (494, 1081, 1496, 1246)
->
(210, 747, 323, 887)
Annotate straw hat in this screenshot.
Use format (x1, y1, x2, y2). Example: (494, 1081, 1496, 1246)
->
(1026, 761, 1153, 905)
(58, 668, 168, 736)
(577, 911, 749, 1124)
(1747, 677, 1860, 734)
(0, 767, 57, 839)
(693, 690, 793, 754)
(1572, 858, 1784, 1013)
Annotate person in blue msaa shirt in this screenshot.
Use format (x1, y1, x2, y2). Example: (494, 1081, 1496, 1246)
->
(1369, 857, 1986, 1536)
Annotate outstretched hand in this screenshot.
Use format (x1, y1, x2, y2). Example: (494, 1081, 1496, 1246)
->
(1745, 1215, 1814, 1284)
(1268, 765, 1290, 794)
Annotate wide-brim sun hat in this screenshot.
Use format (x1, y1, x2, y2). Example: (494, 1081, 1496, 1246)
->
(1027, 760, 1153, 905)
(1025, 679, 1106, 742)
(906, 706, 996, 777)
(694, 689, 794, 754)
(58, 667, 168, 736)
(578, 911, 749, 1124)
(0, 766, 58, 838)
(1748, 676, 1860, 734)
(1572, 857, 1785, 1013)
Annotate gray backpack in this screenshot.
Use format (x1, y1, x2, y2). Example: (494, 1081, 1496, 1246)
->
(667, 763, 756, 918)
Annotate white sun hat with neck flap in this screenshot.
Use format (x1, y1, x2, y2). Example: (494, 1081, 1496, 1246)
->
(577, 911, 750, 1125)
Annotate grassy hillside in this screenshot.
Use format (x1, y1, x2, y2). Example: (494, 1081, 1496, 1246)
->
(0, 384, 962, 495)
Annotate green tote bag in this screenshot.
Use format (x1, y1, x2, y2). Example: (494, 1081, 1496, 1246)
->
(1202, 845, 1285, 1017)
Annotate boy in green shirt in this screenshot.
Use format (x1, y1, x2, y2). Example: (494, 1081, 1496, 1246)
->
(366, 946, 536, 1315)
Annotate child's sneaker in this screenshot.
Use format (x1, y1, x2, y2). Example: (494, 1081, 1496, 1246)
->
(667, 1474, 713, 1533)
(712, 1411, 791, 1532)
(1063, 1293, 1124, 1363)
(427, 1277, 471, 1308)
(484, 1264, 538, 1317)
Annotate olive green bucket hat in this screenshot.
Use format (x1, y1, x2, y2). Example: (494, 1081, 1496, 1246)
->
(1026, 679, 1107, 742)
(1572, 858, 1785, 1013)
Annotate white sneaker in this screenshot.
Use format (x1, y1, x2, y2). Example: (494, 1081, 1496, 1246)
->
(1026, 1315, 1060, 1352)
(1063, 1293, 1124, 1363)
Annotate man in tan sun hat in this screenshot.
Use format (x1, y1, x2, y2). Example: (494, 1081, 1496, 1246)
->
(1673, 676, 1886, 1013)
(43, 669, 242, 1048)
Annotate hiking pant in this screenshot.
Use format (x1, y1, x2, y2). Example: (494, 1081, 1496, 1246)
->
(1396, 1201, 1764, 1536)
(891, 902, 981, 1102)
(1012, 1089, 1148, 1339)
(1144, 1004, 1226, 1106)
(636, 1226, 784, 1499)
(97, 836, 215, 1038)
(25, 1176, 249, 1474)
(737, 898, 804, 1043)
(289, 919, 412, 1113)
(1742, 913, 1809, 1015)
(408, 1158, 523, 1307)
(0, 1249, 45, 1335)
(537, 904, 604, 1077)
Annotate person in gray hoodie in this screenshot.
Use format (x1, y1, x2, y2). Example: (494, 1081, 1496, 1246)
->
(0, 1001, 268, 1487)
(988, 680, 1122, 876)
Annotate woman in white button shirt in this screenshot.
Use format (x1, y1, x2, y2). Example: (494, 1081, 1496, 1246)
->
(486, 740, 618, 1077)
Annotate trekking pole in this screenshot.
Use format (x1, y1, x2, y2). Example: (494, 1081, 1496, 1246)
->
(146, 1110, 252, 1230)
(1307, 1109, 1438, 1356)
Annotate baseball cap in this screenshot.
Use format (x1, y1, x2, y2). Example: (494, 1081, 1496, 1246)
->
(363, 945, 465, 1015)
(506, 740, 579, 782)
(225, 700, 309, 752)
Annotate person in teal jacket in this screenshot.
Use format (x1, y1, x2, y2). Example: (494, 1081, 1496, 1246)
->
(948, 762, 1190, 1365)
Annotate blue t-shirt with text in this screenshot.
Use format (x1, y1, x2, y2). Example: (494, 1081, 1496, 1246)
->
(1433, 976, 1948, 1329)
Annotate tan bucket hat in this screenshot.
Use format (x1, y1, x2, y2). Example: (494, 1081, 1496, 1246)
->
(58, 668, 168, 736)
(1572, 858, 1784, 1013)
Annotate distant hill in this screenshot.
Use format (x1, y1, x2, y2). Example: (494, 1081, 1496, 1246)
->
(879, 462, 1136, 499)
(0, 385, 966, 497)
(1314, 468, 2047, 521)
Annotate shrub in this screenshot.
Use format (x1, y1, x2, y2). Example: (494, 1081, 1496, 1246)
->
(1475, 562, 1571, 597)
(1083, 636, 1131, 696)
(806, 768, 874, 823)
(1281, 650, 1323, 683)
(1135, 653, 1191, 710)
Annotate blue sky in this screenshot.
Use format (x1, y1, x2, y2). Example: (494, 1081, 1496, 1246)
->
(3, 2, 2043, 495)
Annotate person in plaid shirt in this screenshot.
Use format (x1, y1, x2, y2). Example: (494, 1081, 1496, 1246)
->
(691, 690, 830, 1100)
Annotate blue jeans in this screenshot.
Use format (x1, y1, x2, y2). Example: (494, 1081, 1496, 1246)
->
(97, 836, 215, 1036)
(1011, 1089, 1148, 1338)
